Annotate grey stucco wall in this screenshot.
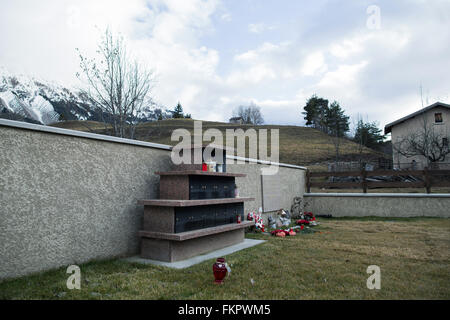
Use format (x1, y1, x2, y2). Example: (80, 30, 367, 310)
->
(227, 160, 305, 214)
(0, 120, 305, 280)
(304, 193, 450, 218)
(0, 125, 173, 280)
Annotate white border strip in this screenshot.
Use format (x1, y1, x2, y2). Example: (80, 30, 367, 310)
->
(227, 155, 307, 170)
(0, 119, 307, 170)
(304, 192, 450, 198)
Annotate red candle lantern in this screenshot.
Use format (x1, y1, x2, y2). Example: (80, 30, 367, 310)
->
(213, 257, 228, 284)
(202, 163, 208, 171)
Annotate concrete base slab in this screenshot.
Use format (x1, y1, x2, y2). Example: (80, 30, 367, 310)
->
(123, 238, 266, 269)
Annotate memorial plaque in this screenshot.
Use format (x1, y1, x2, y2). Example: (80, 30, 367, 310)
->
(261, 174, 283, 212)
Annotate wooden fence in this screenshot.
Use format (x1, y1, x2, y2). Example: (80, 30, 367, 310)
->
(306, 168, 450, 193)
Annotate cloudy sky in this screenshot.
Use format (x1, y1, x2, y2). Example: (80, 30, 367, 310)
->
(1, 0, 449, 130)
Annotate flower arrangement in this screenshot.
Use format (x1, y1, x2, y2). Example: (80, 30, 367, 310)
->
(267, 211, 319, 237)
(304, 211, 314, 218)
(270, 228, 296, 237)
(297, 211, 318, 226)
(290, 211, 320, 233)
(247, 210, 265, 232)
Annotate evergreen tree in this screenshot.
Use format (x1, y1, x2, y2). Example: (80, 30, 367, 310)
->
(302, 95, 329, 132)
(325, 101, 350, 138)
(302, 96, 351, 161)
(172, 102, 184, 118)
(171, 102, 192, 119)
(354, 120, 385, 150)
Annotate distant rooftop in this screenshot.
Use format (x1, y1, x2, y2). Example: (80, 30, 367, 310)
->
(384, 102, 450, 134)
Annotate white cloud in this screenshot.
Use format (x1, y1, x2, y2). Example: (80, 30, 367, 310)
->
(0, 0, 154, 85)
(0, 0, 224, 116)
(220, 13, 232, 22)
(301, 51, 327, 76)
(330, 40, 363, 59)
(330, 30, 410, 60)
(226, 65, 277, 86)
(1, 0, 450, 128)
(318, 62, 368, 89)
(248, 23, 265, 34)
(248, 23, 276, 34)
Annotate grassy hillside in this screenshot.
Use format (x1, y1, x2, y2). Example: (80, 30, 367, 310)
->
(50, 120, 111, 131)
(50, 119, 387, 168)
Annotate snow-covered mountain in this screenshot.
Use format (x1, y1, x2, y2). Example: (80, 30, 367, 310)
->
(0, 69, 93, 125)
(0, 68, 174, 126)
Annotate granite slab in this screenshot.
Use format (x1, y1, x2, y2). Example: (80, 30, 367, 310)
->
(124, 239, 266, 269)
(137, 197, 255, 207)
(139, 220, 254, 241)
(155, 170, 246, 177)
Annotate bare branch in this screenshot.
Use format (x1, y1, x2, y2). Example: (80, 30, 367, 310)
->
(392, 114, 450, 165)
(76, 28, 155, 138)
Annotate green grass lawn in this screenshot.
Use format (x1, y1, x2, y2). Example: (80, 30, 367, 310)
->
(1, 217, 449, 300)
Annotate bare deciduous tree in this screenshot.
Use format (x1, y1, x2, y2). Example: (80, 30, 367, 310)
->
(233, 103, 264, 125)
(392, 116, 450, 167)
(76, 28, 155, 139)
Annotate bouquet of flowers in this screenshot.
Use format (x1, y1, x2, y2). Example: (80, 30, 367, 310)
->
(247, 210, 265, 232)
(270, 228, 296, 237)
(299, 211, 318, 226)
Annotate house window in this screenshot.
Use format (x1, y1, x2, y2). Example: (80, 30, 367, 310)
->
(434, 113, 443, 123)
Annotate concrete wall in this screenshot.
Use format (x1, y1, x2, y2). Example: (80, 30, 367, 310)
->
(0, 122, 173, 280)
(0, 119, 305, 280)
(227, 159, 305, 214)
(304, 193, 450, 218)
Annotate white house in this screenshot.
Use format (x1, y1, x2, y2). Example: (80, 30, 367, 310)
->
(384, 102, 450, 169)
(229, 116, 244, 124)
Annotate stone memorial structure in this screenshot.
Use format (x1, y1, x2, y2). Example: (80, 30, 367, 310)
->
(138, 145, 254, 262)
